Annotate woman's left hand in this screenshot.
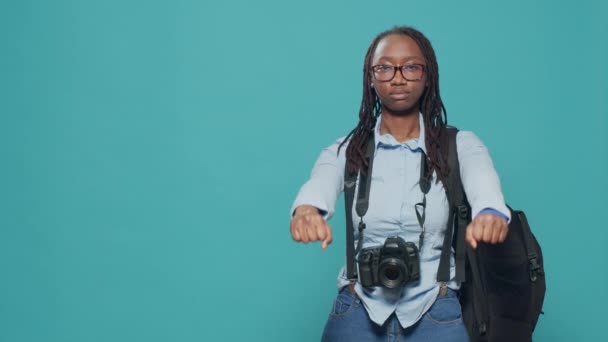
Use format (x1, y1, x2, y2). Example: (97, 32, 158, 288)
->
(465, 213, 508, 249)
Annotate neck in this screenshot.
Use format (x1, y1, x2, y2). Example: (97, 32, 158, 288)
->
(379, 111, 420, 143)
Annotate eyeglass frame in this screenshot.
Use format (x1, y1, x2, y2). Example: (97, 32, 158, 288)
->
(371, 64, 426, 82)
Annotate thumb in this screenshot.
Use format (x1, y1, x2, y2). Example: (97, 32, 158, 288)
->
(321, 240, 329, 249)
(321, 225, 333, 250)
(321, 237, 333, 250)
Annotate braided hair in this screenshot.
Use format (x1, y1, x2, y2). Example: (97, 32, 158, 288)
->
(338, 26, 449, 186)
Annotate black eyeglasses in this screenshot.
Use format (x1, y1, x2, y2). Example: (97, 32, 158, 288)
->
(371, 64, 425, 82)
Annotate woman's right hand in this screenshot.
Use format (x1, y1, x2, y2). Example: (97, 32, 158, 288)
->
(290, 205, 333, 249)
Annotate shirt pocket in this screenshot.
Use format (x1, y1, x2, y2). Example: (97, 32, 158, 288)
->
(423, 179, 450, 235)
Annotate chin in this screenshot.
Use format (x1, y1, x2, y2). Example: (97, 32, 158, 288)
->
(384, 102, 419, 116)
(382, 95, 423, 115)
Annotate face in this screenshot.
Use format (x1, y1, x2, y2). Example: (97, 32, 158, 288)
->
(370, 34, 428, 116)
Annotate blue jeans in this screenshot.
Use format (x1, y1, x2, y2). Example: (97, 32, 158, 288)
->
(321, 287, 470, 342)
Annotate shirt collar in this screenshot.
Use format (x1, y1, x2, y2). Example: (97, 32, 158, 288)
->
(373, 112, 427, 153)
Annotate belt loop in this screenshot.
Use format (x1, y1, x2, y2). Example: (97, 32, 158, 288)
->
(348, 282, 356, 295)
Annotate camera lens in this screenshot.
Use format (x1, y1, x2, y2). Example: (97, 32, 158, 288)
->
(384, 267, 400, 280)
(378, 258, 408, 289)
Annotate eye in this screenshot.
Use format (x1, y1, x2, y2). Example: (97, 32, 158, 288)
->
(404, 64, 422, 72)
(375, 65, 393, 73)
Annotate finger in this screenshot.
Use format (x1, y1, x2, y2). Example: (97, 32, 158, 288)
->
(290, 218, 302, 241)
(307, 221, 319, 241)
(322, 224, 333, 250)
(498, 224, 509, 242)
(490, 221, 502, 244)
(305, 215, 318, 241)
(315, 220, 327, 242)
(466, 224, 477, 249)
(482, 220, 493, 243)
(299, 219, 310, 243)
(472, 221, 484, 242)
(291, 223, 301, 241)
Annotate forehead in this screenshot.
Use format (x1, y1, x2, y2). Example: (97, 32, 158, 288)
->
(372, 34, 425, 64)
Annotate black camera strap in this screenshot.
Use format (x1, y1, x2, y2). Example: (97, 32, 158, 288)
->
(345, 137, 431, 282)
(345, 136, 375, 282)
(416, 153, 431, 248)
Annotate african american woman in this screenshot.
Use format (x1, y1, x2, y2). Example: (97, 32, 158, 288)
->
(290, 26, 509, 342)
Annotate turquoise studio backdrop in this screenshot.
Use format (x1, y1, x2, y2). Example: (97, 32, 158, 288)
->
(1, 0, 606, 341)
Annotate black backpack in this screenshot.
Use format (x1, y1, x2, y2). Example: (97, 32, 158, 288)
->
(442, 126, 545, 341)
(343, 126, 546, 342)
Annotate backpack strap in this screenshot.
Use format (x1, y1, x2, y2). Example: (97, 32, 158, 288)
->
(440, 126, 489, 335)
(437, 126, 468, 283)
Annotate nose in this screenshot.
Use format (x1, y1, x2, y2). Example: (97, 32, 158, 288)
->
(391, 66, 407, 85)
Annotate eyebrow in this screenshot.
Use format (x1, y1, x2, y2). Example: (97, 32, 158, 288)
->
(376, 56, 423, 63)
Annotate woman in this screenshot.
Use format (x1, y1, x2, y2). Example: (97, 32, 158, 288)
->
(290, 26, 509, 342)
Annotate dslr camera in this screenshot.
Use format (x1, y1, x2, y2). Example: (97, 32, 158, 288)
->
(357, 236, 420, 288)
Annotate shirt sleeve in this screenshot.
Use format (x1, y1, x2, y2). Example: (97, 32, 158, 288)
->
(290, 138, 347, 221)
(478, 208, 509, 222)
(456, 131, 511, 222)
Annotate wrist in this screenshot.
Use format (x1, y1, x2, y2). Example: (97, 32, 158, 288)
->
(294, 205, 319, 217)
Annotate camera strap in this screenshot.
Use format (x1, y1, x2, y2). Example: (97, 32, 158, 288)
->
(344, 136, 375, 282)
(416, 153, 431, 248)
(344, 137, 431, 282)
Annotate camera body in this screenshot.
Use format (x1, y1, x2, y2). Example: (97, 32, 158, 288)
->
(357, 236, 420, 289)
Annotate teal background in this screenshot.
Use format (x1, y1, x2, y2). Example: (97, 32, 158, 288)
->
(1, 0, 606, 341)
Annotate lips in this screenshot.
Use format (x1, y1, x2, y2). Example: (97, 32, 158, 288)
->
(389, 92, 410, 100)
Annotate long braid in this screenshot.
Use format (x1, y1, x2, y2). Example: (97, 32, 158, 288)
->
(338, 26, 450, 187)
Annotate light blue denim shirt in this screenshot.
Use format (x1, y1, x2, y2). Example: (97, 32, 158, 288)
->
(291, 113, 510, 328)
